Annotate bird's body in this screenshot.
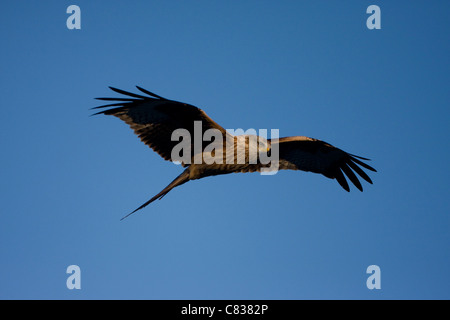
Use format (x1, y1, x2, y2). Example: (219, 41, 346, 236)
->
(93, 86, 376, 219)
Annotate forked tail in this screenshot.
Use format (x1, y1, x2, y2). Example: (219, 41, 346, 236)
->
(120, 168, 191, 220)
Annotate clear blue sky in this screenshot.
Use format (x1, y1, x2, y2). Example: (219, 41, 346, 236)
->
(1, 1, 449, 299)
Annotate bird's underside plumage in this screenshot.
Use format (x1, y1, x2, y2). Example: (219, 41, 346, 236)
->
(93, 86, 376, 219)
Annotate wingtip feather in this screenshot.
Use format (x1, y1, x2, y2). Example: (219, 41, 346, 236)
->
(334, 168, 350, 192)
(135, 86, 166, 100)
(341, 163, 363, 192)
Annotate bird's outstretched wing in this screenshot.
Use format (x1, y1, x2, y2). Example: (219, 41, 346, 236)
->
(92, 86, 229, 165)
(270, 136, 376, 191)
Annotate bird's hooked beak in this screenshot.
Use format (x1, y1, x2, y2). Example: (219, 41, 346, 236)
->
(266, 145, 272, 158)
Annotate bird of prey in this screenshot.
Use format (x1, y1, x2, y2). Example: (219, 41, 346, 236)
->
(93, 86, 376, 219)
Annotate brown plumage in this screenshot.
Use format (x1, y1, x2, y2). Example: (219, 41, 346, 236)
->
(93, 86, 376, 219)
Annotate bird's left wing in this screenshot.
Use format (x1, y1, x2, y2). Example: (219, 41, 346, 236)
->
(92, 86, 231, 165)
(270, 136, 376, 191)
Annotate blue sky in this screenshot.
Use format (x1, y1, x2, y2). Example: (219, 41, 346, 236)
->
(1, 1, 449, 299)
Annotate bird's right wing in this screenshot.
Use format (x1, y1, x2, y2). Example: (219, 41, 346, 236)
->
(92, 86, 231, 166)
(270, 136, 376, 191)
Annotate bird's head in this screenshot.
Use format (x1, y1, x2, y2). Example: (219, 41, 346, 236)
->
(248, 135, 271, 157)
(259, 137, 271, 154)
